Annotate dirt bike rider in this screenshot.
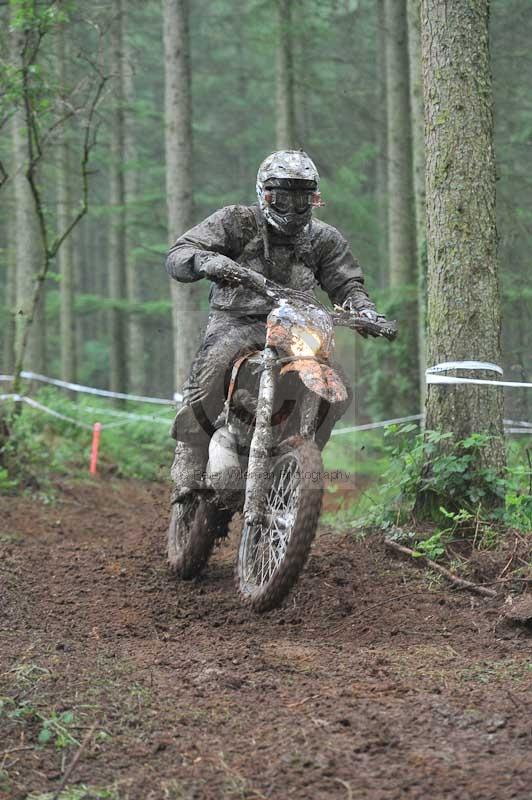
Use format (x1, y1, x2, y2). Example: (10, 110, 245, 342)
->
(166, 150, 380, 502)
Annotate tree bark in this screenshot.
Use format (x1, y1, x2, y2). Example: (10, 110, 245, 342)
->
(384, 0, 416, 288)
(3, 183, 17, 373)
(419, 0, 505, 504)
(376, 0, 388, 288)
(407, 0, 427, 406)
(163, 0, 201, 394)
(11, 10, 46, 375)
(276, 0, 297, 150)
(56, 22, 76, 385)
(123, 7, 147, 395)
(108, 2, 128, 396)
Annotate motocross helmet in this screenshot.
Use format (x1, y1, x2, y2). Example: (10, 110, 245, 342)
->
(256, 150, 322, 237)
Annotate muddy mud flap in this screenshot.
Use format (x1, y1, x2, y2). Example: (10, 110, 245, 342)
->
(280, 360, 348, 404)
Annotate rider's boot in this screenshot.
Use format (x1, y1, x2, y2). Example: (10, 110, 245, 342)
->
(170, 441, 208, 503)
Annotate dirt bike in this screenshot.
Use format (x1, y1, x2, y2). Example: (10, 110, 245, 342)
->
(168, 263, 397, 612)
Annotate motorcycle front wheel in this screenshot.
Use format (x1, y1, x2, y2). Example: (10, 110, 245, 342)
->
(168, 496, 232, 580)
(236, 438, 323, 612)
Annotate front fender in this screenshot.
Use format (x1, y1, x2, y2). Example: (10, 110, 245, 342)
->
(280, 360, 348, 404)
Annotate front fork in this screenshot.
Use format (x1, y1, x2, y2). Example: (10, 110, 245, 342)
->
(299, 391, 321, 439)
(243, 351, 322, 526)
(243, 348, 276, 526)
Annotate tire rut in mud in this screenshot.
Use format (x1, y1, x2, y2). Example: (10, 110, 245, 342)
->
(1, 479, 531, 800)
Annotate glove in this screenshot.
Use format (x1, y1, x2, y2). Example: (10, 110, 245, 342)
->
(359, 308, 377, 322)
(342, 296, 377, 320)
(196, 255, 235, 282)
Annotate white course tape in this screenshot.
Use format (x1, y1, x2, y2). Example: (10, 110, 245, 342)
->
(332, 414, 532, 437)
(428, 361, 504, 375)
(0, 394, 93, 430)
(426, 361, 532, 389)
(23, 398, 94, 430)
(84, 405, 173, 424)
(1, 393, 530, 438)
(0, 393, 23, 402)
(99, 416, 171, 429)
(0, 394, 170, 431)
(0, 372, 181, 405)
(427, 375, 532, 388)
(331, 414, 423, 436)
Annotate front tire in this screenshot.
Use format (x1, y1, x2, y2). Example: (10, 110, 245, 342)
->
(236, 438, 323, 612)
(168, 496, 232, 580)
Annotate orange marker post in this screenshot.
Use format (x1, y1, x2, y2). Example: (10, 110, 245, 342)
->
(89, 422, 102, 476)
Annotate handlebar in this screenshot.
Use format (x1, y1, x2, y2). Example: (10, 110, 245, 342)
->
(207, 261, 398, 341)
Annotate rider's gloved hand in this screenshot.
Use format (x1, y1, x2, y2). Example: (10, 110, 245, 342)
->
(342, 296, 377, 319)
(195, 255, 236, 282)
(358, 307, 378, 322)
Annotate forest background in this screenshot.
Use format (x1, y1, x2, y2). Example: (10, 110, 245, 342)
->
(0, 0, 531, 467)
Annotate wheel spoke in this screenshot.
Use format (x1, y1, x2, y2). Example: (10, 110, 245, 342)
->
(240, 451, 302, 591)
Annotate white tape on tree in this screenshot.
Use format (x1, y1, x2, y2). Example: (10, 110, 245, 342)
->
(427, 375, 532, 388)
(426, 361, 532, 389)
(427, 361, 504, 375)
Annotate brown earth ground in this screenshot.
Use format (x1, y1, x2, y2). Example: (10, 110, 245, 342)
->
(0, 479, 531, 800)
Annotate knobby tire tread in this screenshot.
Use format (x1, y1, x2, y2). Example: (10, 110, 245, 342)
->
(168, 498, 231, 580)
(236, 437, 323, 613)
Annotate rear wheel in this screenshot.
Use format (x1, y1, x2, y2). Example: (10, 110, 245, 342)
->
(168, 496, 232, 580)
(236, 438, 323, 612)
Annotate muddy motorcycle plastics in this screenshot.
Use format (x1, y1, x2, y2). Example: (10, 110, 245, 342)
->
(167, 264, 397, 613)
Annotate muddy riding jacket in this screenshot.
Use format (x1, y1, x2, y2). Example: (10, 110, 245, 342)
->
(166, 205, 375, 317)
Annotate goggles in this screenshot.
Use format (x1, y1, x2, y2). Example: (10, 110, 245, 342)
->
(264, 188, 324, 215)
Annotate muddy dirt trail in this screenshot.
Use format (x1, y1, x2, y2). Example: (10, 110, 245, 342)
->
(1, 480, 531, 800)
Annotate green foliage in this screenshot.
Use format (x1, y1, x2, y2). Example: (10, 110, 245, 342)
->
(0, 389, 175, 492)
(45, 289, 172, 318)
(37, 709, 79, 749)
(0, 696, 78, 750)
(322, 427, 389, 477)
(0, 467, 17, 492)
(410, 531, 446, 561)
(358, 286, 420, 420)
(355, 424, 532, 534)
(27, 788, 119, 800)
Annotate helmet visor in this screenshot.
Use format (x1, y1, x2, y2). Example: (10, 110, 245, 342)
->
(264, 188, 315, 215)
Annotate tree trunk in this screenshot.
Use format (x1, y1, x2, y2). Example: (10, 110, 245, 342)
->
(376, 0, 388, 288)
(384, 0, 416, 288)
(384, 0, 419, 411)
(3, 183, 17, 373)
(407, 0, 427, 406)
(56, 22, 76, 385)
(276, 0, 297, 150)
(163, 0, 201, 394)
(108, 2, 128, 396)
(419, 0, 505, 507)
(234, 0, 249, 190)
(123, 7, 147, 394)
(11, 11, 46, 376)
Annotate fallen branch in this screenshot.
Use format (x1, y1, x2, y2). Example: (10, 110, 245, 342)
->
(0, 745, 34, 757)
(497, 536, 519, 580)
(384, 540, 497, 598)
(52, 722, 97, 800)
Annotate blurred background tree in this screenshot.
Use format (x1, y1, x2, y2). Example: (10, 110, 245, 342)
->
(0, 0, 530, 426)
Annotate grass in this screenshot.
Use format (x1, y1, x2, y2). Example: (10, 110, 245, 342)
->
(1, 388, 175, 488)
(2, 389, 531, 541)
(323, 427, 391, 478)
(26, 787, 120, 800)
